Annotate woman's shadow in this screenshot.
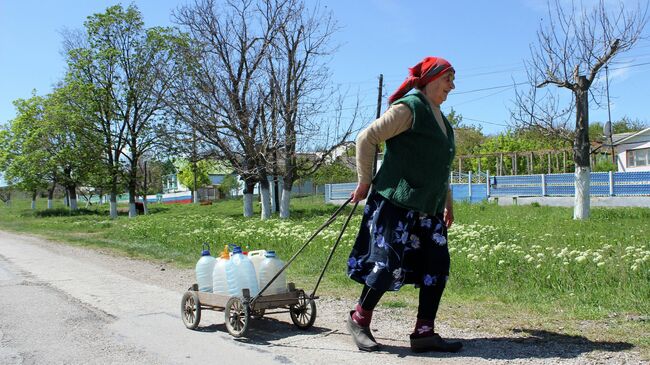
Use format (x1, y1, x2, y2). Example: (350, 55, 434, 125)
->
(196, 317, 635, 360)
(379, 328, 634, 360)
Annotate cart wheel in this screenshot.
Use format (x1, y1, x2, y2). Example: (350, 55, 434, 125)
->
(290, 291, 317, 330)
(181, 291, 201, 330)
(225, 297, 250, 337)
(251, 308, 266, 319)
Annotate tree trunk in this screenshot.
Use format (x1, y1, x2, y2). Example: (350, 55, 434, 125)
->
(574, 166, 590, 219)
(68, 185, 78, 211)
(31, 191, 37, 210)
(128, 169, 137, 217)
(243, 179, 256, 217)
(142, 194, 148, 215)
(573, 80, 591, 220)
(280, 189, 291, 219)
(260, 181, 271, 220)
(47, 187, 54, 210)
(110, 192, 118, 219)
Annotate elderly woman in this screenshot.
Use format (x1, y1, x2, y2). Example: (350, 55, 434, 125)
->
(346, 56, 462, 353)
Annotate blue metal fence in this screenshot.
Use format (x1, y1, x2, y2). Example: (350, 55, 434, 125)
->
(325, 171, 650, 204)
(491, 171, 650, 197)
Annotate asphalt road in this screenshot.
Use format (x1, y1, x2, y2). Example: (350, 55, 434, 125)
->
(0, 230, 644, 365)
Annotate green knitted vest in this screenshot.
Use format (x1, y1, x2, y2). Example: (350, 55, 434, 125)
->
(373, 91, 455, 215)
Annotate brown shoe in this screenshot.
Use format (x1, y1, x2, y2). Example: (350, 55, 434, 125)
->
(410, 333, 462, 353)
(346, 311, 380, 352)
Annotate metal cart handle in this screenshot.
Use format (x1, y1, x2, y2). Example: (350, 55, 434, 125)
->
(251, 197, 357, 304)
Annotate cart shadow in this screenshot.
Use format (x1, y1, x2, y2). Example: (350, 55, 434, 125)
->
(196, 316, 332, 344)
(376, 328, 634, 360)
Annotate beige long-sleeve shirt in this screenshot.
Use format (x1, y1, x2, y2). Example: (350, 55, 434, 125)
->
(356, 96, 447, 184)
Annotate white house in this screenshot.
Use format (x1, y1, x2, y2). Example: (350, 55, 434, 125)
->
(611, 127, 650, 172)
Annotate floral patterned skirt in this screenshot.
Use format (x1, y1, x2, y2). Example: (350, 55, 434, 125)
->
(347, 191, 450, 292)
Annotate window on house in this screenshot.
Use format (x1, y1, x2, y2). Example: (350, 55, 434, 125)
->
(627, 148, 649, 167)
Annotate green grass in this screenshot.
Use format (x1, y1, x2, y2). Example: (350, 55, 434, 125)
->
(0, 197, 648, 356)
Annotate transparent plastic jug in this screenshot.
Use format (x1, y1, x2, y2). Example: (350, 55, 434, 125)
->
(226, 245, 259, 297)
(195, 243, 216, 292)
(258, 250, 287, 295)
(212, 245, 231, 295)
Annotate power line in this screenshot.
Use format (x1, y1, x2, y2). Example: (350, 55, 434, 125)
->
(461, 116, 509, 127)
(453, 81, 528, 95)
(450, 87, 514, 107)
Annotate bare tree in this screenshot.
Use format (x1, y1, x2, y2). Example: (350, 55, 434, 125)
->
(511, 0, 647, 219)
(169, 0, 291, 218)
(266, 0, 357, 218)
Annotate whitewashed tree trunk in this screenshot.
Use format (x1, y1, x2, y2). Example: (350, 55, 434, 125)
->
(280, 189, 291, 219)
(109, 193, 118, 219)
(243, 194, 254, 217)
(260, 186, 271, 220)
(31, 199, 36, 210)
(573, 166, 590, 220)
(47, 199, 53, 209)
(69, 198, 78, 211)
(143, 199, 148, 215)
(193, 190, 199, 204)
(129, 202, 137, 218)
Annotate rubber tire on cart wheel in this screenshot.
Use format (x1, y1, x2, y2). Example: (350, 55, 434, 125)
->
(290, 291, 317, 330)
(181, 291, 201, 329)
(225, 297, 250, 337)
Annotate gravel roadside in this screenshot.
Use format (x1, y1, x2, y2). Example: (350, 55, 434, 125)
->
(17, 233, 648, 365)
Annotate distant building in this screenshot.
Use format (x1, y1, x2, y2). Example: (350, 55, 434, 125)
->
(608, 128, 650, 172)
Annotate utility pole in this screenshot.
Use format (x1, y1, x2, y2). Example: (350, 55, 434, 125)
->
(372, 74, 383, 177)
(192, 127, 198, 204)
(605, 65, 616, 165)
(143, 160, 148, 215)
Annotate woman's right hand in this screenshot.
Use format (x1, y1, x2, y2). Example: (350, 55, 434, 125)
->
(351, 183, 370, 202)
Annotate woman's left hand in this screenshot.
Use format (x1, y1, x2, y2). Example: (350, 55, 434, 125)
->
(443, 206, 454, 228)
(443, 198, 454, 228)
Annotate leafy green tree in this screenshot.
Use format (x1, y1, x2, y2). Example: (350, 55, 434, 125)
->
(0, 94, 50, 209)
(177, 160, 211, 202)
(64, 4, 175, 218)
(43, 85, 106, 210)
(312, 160, 356, 186)
(218, 174, 240, 199)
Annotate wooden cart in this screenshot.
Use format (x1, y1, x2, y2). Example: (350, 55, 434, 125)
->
(180, 198, 357, 338)
(181, 282, 316, 337)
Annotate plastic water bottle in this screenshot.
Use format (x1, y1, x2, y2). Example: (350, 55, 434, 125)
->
(258, 250, 287, 295)
(212, 245, 231, 295)
(195, 243, 216, 292)
(247, 250, 267, 281)
(227, 245, 259, 297)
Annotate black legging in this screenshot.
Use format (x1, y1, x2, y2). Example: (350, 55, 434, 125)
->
(358, 280, 446, 321)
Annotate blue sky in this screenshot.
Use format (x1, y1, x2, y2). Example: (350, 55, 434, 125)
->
(1, 0, 649, 138)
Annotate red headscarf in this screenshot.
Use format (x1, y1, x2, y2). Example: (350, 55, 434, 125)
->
(388, 56, 454, 104)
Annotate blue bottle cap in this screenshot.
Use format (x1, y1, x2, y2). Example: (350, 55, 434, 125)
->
(265, 250, 276, 257)
(201, 242, 211, 256)
(232, 245, 243, 254)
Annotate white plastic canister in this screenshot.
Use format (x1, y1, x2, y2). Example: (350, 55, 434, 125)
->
(212, 245, 231, 295)
(247, 250, 267, 282)
(258, 250, 287, 295)
(226, 245, 259, 297)
(195, 243, 216, 292)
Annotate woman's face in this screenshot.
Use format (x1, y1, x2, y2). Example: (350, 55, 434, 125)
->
(423, 71, 455, 105)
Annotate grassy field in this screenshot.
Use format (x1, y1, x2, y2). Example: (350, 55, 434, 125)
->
(0, 196, 648, 356)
